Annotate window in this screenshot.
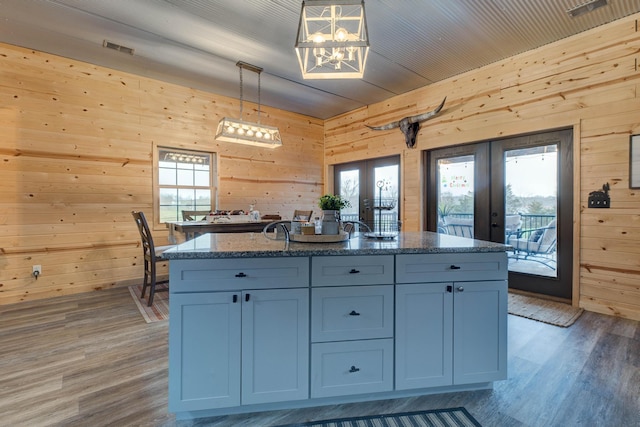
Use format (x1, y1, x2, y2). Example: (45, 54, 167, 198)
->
(155, 148, 216, 223)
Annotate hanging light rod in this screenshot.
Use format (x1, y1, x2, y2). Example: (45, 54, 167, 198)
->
(236, 61, 263, 74)
(215, 61, 282, 148)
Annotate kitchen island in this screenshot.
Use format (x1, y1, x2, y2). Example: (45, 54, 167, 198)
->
(163, 231, 509, 420)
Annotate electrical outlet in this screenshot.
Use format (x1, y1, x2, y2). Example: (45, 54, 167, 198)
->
(32, 265, 42, 278)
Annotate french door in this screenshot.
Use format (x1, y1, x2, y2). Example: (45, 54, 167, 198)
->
(334, 156, 401, 233)
(426, 129, 573, 299)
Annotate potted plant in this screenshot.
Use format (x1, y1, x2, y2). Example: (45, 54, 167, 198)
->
(318, 194, 351, 234)
(318, 194, 351, 211)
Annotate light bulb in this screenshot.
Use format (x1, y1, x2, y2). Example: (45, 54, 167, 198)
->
(246, 129, 254, 137)
(335, 28, 348, 41)
(256, 131, 263, 138)
(312, 32, 325, 43)
(237, 128, 245, 135)
(227, 125, 235, 134)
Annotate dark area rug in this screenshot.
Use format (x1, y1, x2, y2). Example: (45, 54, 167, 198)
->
(274, 407, 482, 427)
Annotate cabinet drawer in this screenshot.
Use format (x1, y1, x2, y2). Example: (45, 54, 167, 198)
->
(311, 285, 393, 342)
(169, 257, 309, 293)
(310, 339, 393, 398)
(311, 255, 394, 286)
(396, 252, 507, 283)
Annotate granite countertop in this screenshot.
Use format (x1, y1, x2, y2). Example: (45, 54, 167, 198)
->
(162, 231, 509, 259)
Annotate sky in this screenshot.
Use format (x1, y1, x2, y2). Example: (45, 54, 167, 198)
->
(440, 152, 558, 198)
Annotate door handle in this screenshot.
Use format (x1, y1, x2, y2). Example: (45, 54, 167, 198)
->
(349, 365, 360, 373)
(245, 293, 251, 302)
(235, 272, 247, 278)
(348, 268, 360, 274)
(450, 265, 461, 270)
(349, 310, 361, 316)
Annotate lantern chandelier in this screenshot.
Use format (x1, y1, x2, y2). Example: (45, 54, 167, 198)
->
(215, 61, 282, 148)
(295, 0, 370, 79)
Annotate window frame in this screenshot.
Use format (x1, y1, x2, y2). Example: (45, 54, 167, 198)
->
(153, 145, 217, 229)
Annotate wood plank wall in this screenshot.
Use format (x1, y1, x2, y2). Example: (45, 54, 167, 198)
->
(0, 43, 323, 305)
(325, 14, 640, 321)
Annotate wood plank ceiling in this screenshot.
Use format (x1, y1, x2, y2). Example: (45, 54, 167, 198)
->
(1, 0, 639, 118)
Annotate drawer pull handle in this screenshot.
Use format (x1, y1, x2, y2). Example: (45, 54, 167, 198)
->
(349, 310, 361, 316)
(233, 295, 238, 303)
(348, 269, 361, 274)
(457, 286, 465, 292)
(446, 285, 453, 293)
(235, 272, 247, 278)
(245, 293, 251, 302)
(450, 265, 461, 270)
(349, 365, 360, 373)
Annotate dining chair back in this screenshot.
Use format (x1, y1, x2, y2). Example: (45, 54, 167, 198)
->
(293, 209, 313, 221)
(131, 211, 173, 306)
(181, 210, 210, 221)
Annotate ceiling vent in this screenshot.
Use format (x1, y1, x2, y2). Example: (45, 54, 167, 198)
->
(102, 40, 135, 55)
(567, 0, 608, 18)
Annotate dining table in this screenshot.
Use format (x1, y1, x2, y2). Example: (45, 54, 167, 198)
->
(166, 219, 274, 242)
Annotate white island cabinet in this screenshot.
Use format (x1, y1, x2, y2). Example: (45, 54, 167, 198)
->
(163, 232, 509, 420)
(168, 257, 310, 413)
(395, 252, 508, 390)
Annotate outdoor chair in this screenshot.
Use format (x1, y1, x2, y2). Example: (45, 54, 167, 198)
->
(342, 220, 372, 237)
(504, 214, 522, 236)
(131, 211, 174, 306)
(443, 217, 474, 238)
(508, 219, 557, 269)
(181, 210, 210, 221)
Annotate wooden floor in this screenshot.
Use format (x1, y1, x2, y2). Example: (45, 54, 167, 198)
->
(0, 287, 638, 427)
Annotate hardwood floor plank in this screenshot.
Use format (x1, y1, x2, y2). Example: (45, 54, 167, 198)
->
(0, 288, 638, 427)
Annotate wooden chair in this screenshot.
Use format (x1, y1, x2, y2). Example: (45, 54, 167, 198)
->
(131, 211, 173, 306)
(181, 210, 210, 221)
(261, 214, 282, 220)
(293, 210, 313, 221)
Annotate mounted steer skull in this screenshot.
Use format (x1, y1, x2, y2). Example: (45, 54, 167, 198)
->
(366, 97, 446, 149)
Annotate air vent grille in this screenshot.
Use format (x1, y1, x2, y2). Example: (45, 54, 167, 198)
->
(567, 0, 608, 18)
(102, 40, 135, 55)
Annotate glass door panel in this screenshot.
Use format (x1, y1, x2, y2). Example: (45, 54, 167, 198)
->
(436, 155, 475, 238)
(334, 156, 400, 234)
(371, 164, 399, 234)
(338, 168, 360, 222)
(504, 145, 558, 278)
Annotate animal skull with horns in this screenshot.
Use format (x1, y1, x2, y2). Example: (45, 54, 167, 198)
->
(366, 97, 446, 148)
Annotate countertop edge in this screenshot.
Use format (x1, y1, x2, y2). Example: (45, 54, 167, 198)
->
(162, 231, 510, 260)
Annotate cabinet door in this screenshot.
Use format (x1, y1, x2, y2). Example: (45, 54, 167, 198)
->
(395, 283, 453, 389)
(241, 288, 310, 405)
(453, 280, 507, 384)
(169, 292, 241, 412)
